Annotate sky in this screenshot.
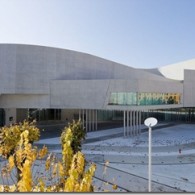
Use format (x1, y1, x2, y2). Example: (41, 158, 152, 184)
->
(0, 0, 195, 69)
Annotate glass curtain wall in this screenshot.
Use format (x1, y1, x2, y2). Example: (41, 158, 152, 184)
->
(109, 92, 181, 106)
(155, 108, 195, 122)
(28, 109, 61, 121)
(96, 108, 195, 124)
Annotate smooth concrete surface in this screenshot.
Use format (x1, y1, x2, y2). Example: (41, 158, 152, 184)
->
(34, 123, 195, 192)
(158, 58, 195, 80)
(0, 44, 184, 110)
(184, 69, 195, 107)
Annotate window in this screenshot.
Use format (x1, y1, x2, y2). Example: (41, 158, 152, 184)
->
(108, 92, 181, 106)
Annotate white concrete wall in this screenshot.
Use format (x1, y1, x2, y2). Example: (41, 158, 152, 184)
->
(137, 79, 183, 94)
(0, 44, 185, 111)
(158, 59, 195, 80)
(184, 70, 195, 107)
(0, 45, 49, 94)
(0, 44, 170, 96)
(50, 79, 183, 111)
(50, 80, 110, 109)
(0, 94, 50, 108)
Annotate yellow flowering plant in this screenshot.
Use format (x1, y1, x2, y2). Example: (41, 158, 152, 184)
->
(0, 120, 40, 158)
(0, 120, 96, 192)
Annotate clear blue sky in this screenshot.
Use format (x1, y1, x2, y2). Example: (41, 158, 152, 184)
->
(0, 0, 195, 68)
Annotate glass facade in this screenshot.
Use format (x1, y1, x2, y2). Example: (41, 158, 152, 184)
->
(138, 93, 181, 105)
(108, 92, 137, 105)
(95, 108, 195, 124)
(28, 109, 61, 121)
(0, 108, 5, 127)
(108, 92, 181, 106)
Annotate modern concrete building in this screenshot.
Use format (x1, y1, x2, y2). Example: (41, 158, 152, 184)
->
(0, 44, 195, 136)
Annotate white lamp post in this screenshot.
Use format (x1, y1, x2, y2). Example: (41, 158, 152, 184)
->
(144, 117, 158, 192)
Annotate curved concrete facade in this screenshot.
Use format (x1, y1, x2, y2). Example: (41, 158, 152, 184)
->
(0, 44, 183, 109)
(0, 44, 194, 133)
(158, 59, 195, 81)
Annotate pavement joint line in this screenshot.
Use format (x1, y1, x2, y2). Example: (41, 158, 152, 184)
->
(94, 162, 183, 192)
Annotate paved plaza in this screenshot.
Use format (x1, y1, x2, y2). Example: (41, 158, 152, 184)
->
(1, 123, 195, 192)
(35, 122, 195, 192)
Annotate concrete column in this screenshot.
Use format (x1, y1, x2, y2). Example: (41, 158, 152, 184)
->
(93, 110, 95, 131)
(95, 110, 98, 130)
(91, 109, 93, 131)
(88, 110, 90, 132)
(92, 109, 94, 131)
(88, 109, 91, 132)
(134, 110, 136, 136)
(124, 110, 126, 137)
(131, 110, 133, 136)
(128, 111, 131, 137)
(91, 110, 94, 131)
(91, 110, 93, 131)
(127, 111, 129, 136)
(79, 109, 81, 121)
(134, 110, 137, 135)
(133, 110, 136, 136)
(93, 109, 95, 131)
(82, 109, 84, 130)
(90, 110, 92, 131)
(135, 110, 137, 136)
(85, 109, 88, 132)
(139, 110, 141, 134)
(136, 110, 139, 136)
(90, 109, 92, 131)
(130, 110, 132, 137)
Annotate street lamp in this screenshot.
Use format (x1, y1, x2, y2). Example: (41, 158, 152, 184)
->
(144, 117, 158, 192)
